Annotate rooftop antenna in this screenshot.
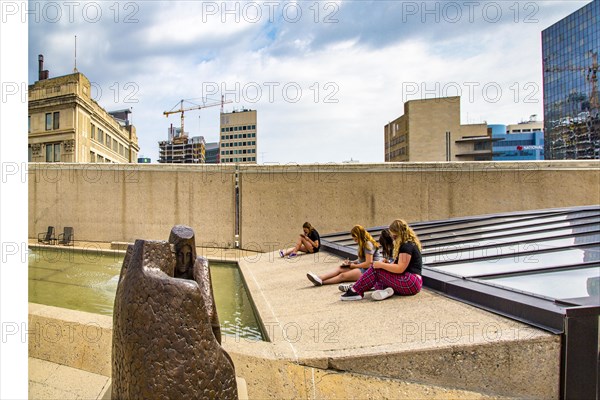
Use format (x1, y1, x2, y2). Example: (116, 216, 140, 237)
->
(73, 35, 78, 73)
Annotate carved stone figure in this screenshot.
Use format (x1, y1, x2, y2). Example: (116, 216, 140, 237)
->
(112, 227, 237, 400)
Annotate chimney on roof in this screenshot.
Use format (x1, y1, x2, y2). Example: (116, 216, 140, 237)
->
(38, 54, 49, 80)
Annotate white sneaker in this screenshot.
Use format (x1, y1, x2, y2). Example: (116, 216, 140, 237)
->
(306, 272, 322, 286)
(371, 287, 394, 301)
(338, 283, 353, 292)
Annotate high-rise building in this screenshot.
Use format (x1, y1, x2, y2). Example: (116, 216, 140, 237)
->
(384, 96, 495, 162)
(158, 126, 206, 163)
(542, 0, 599, 159)
(219, 109, 257, 164)
(204, 142, 220, 164)
(28, 55, 140, 163)
(490, 118, 545, 161)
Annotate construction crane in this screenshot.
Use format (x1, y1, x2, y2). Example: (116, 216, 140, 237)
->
(163, 96, 232, 142)
(544, 50, 598, 158)
(544, 50, 598, 111)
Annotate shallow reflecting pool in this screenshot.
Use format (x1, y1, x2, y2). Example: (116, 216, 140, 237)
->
(28, 247, 264, 341)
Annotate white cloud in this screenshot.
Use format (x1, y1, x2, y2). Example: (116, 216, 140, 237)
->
(25, 0, 592, 163)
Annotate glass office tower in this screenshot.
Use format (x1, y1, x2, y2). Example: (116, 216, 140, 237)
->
(542, 1, 599, 159)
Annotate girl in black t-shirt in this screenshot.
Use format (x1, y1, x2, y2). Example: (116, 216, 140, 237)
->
(341, 219, 423, 301)
(280, 222, 320, 258)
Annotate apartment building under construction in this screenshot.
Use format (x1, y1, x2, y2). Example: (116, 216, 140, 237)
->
(158, 126, 206, 164)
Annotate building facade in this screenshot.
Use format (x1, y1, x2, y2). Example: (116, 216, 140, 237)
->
(542, 0, 599, 159)
(28, 56, 139, 163)
(384, 96, 494, 162)
(205, 142, 220, 164)
(490, 120, 545, 161)
(219, 109, 257, 164)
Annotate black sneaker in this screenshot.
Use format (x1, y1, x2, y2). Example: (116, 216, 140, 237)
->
(338, 283, 353, 292)
(340, 289, 362, 301)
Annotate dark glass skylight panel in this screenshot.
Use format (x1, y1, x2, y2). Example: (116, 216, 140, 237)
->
(428, 245, 600, 277)
(481, 266, 600, 301)
(424, 225, 600, 254)
(418, 210, 600, 242)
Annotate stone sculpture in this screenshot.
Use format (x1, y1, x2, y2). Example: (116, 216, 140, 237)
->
(112, 226, 237, 400)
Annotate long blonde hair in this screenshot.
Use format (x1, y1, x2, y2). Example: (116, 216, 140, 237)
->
(389, 219, 421, 259)
(351, 225, 379, 259)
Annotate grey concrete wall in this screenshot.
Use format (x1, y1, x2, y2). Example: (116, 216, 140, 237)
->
(29, 161, 600, 249)
(29, 163, 237, 246)
(239, 161, 600, 249)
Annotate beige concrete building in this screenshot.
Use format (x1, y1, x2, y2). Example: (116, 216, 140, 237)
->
(219, 109, 257, 163)
(506, 119, 544, 133)
(384, 96, 495, 162)
(28, 56, 139, 163)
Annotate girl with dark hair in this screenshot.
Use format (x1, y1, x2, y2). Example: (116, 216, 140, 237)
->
(378, 228, 394, 262)
(341, 219, 422, 301)
(306, 225, 381, 287)
(280, 222, 320, 258)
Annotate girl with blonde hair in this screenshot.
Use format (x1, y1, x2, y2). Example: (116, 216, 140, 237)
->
(306, 225, 381, 287)
(341, 219, 423, 301)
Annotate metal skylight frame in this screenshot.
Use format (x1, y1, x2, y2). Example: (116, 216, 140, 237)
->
(320, 205, 600, 399)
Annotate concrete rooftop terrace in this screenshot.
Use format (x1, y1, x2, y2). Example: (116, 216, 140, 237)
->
(229, 249, 560, 398)
(28, 242, 561, 399)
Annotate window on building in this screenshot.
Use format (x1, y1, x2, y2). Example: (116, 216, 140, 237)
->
(91, 124, 95, 140)
(45, 113, 52, 130)
(90, 151, 95, 162)
(28, 146, 32, 162)
(98, 130, 104, 144)
(113, 138, 118, 151)
(28, 116, 31, 133)
(105, 135, 111, 148)
(53, 112, 60, 130)
(45, 143, 61, 162)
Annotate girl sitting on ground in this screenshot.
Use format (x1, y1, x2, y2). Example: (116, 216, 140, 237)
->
(306, 225, 381, 287)
(338, 228, 394, 292)
(280, 222, 320, 258)
(378, 228, 395, 262)
(340, 219, 423, 301)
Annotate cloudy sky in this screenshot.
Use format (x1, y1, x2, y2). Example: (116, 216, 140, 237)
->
(26, 0, 590, 163)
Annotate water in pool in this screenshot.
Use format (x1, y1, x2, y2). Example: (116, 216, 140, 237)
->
(28, 247, 264, 341)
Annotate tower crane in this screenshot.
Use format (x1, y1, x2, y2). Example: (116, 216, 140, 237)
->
(163, 96, 232, 142)
(544, 50, 598, 158)
(544, 50, 598, 111)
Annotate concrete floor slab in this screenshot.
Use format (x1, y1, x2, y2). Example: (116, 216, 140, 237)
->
(237, 250, 561, 399)
(29, 358, 110, 400)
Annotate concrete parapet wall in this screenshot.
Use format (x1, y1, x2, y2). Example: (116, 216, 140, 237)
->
(27, 303, 523, 399)
(28, 163, 237, 246)
(28, 303, 112, 377)
(29, 161, 600, 249)
(239, 161, 599, 249)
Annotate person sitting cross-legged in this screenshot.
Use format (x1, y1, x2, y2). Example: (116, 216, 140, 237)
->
(340, 219, 423, 301)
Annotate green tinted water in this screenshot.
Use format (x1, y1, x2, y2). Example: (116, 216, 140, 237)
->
(28, 248, 264, 341)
